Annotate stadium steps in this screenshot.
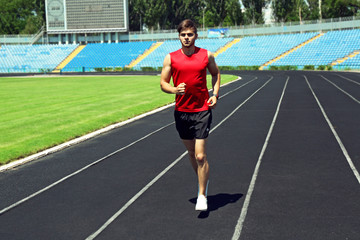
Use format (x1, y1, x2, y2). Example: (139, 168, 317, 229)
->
(214, 38, 241, 57)
(259, 32, 325, 70)
(52, 45, 87, 73)
(127, 42, 164, 68)
(331, 50, 360, 66)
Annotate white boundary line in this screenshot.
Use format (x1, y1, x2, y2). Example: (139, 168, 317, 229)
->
(0, 122, 173, 216)
(319, 74, 360, 104)
(0, 77, 242, 172)
(0, 104, 174, 172)
(231, 77, 288, 240)
(85, 151, 188, 240)
(335, 73, 360, 86)
(305, 76, 360, 185)
(85, 76, 273, 240)
(0, 77, 244, 215)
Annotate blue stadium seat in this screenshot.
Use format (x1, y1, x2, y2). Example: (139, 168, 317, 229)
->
(63, 41, 155, 71)
(270, 29, 360, 69)
(133, 38, 234, 70)
(215, 32, 318, 67)
(0, 44, 79, 73)
(1, 29, 360, 72)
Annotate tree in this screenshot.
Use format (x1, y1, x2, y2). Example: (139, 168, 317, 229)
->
(272, 0, 310, 22)
(204, 0, 242, 27)
(321, 0, 360, 18)
(128, 0, 203, 31)
(128, 0, 243, 31)
(242, 0, 268, 24)
(0, 0, 44, 34)
(175, 0, 204, 27)
(204, 0, 227, 27)
(224, 0, 243, 26)
(306, 0, 321, 20)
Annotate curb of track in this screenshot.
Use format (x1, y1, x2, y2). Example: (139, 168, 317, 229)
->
(0, 77, 241, 172)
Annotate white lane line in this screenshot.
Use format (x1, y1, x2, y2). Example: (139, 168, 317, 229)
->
(319, 74, 360, 104)
(212, 76, 268, 133)
(85, 77, 273, 240)
(85, 150, 186, 240)
(220, 76, 257, 99)
(0, 104, 175, 172)
(335, 74, 360, 86)
(0, 76, 245, 215)
(231, 77, 289, 240)
(0, 122, 173, 216)
(0, 76, 242, 173)
(305, 76, 360, 185)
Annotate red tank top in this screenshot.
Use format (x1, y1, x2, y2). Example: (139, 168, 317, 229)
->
(170, 47, 209, 112)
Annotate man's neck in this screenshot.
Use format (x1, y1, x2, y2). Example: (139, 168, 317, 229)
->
(181, 46, 196, 56)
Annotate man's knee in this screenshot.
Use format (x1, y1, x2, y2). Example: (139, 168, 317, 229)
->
(196, 152, 206, 163)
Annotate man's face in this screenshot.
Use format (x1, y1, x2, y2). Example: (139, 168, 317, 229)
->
(179, 29, 197, 48)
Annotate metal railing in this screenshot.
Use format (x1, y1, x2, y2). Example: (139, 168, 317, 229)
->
(1, 16, 360, 44)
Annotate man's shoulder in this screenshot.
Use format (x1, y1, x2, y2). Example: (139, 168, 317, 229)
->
(170, 49, 182, 55)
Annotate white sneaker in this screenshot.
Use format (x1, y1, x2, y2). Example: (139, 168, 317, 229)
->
(195, 195, 208, 211)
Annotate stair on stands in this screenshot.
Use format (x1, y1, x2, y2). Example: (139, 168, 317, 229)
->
(214, 38, 241, 57)
(259, 32, 324, 70)
(53, 45, 86, 73)
(127, 42, 164, 69)
(331, 50, 360, 66)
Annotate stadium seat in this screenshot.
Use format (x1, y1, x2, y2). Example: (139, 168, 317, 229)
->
(0, 44, 79, 73)
(62, 41, 155, 72)
(1, 29, 360, 73)
(133, 38, 233, 70)
(270, 29, 360, 69)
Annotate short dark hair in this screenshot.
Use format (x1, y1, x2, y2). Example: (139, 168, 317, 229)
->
(177, 19, 197, 35)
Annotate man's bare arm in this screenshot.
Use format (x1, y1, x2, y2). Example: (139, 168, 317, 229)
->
(207, 51, 221, 107)
(160, 54, 186, 95)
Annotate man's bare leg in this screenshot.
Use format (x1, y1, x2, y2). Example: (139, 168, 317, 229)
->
(182, 139, 198, 174)
(182, 139, 209, 196)
(195, 139, 209, 196)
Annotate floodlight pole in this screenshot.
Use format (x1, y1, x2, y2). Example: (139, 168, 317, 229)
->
(319, 0, 322, 21)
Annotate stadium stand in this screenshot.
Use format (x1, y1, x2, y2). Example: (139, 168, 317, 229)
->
(133, 38, 234, 70)
(53, 45, 87, 73)
(62, 41, 155, 72)
(0, 44, 78, 73)
(196, 38, 235, 53)
(132, 40, 179, 70)
(259, 33, 324, 70)
(127, 42, 164, 69)
(268, 29, 360, 68)
(1, 29, 360, 73)
(334, 50, 360, 68)
(215, 32, 319, 67)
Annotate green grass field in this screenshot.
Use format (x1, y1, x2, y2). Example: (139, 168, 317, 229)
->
(0, 74, 238, 165)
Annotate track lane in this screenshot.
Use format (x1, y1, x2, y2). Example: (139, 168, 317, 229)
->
(319, 73, 359, 104)
(88, 74, 285, 239)
(307, 71, 360, 174)
(0, 75, 265, 239)
(1, 71, 359, 240)
(0, 108, 177, 209)
(239, 73, 360, 240)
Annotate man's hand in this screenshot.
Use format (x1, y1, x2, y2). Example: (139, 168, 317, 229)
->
(207, 96, 218, 109)
(176, 83, 186, 95)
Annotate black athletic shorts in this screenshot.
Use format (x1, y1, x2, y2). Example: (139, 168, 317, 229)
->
(174, 110, 212, 140)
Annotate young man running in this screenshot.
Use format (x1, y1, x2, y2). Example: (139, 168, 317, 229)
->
(160, 19, 221, 211)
